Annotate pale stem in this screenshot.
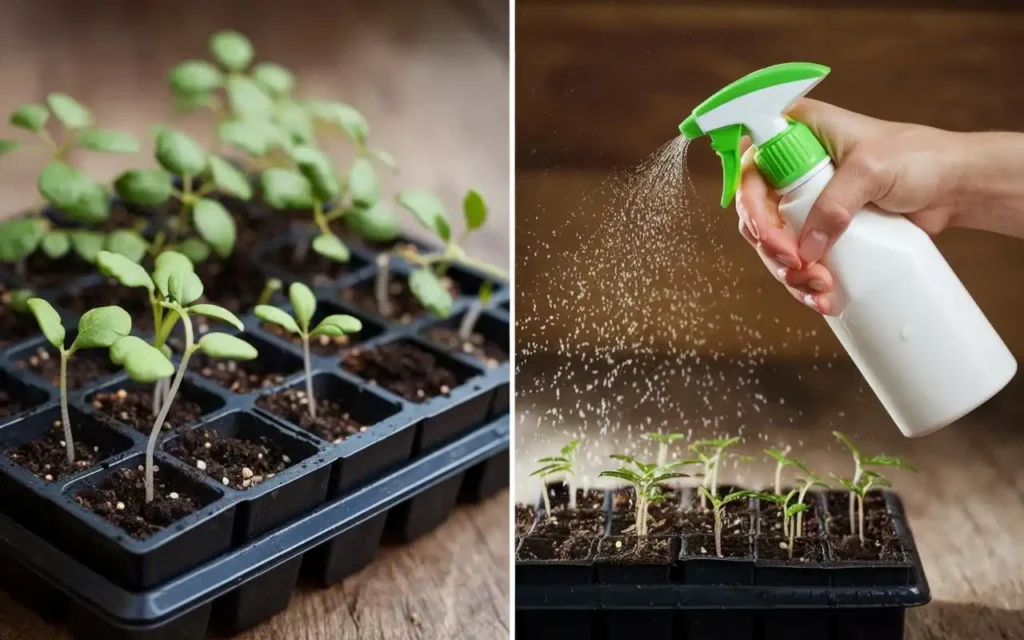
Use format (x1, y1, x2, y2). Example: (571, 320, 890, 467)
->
(788, 516, 796, 559)
(634, 490, 642, 534)
(60, 349, 74, 464)
(568, 477, 577, 510)
(640, 496, 648, 536)
(711, 453, 721, 497)
(797, 485, 810, 538)
(774, 461, 785, 496)
(858, 494, 865, 543)
(540, 477, 551, 518)
(458, 298, 484, 343)
(375, 253, 392, 317)
(850, 460, 862, 535)
(782, 506, 789, 538)
(303, 333, 316, 418)
(700, 464, 711, 510)
(146, 312, 194, 503)
(656, 443, 666, 468)
(714, 506, 723, 557)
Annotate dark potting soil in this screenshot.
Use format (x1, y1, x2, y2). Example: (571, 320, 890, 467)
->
(0, 390, 33, 419)
(268, 243, 360, 288)
(533, 508, 605, 538)
(91, 388, 203, 435)
(596, 536, 675, 564)
(515, 504, 537, 536)
(341, 342, 462, 403)
(192, 356, 293, 395)
(826, 490, 894, 537)
(5, 425, 104, 481)
(74, 466, 208, 539)
(167, 427, 292, 490)
(261, 322, 360, 356)
(339, 274, 461, 324)
(423, 327, 507, 368)
(609, 488, 751, 536)
(17, 346, 119, 389)
(517, 534, 595, 562)
(57, 280, 154, 332)
(684, 533, 752, 559)
(762, 500, 823, 538)
(21, 251, 95, 289)
(194, 256, 266, 315)
(256, 386, 369, 444)
(548, 487, 605, 513)
(0, 286, 40, 348)
(757, 536, 825, 563)
(829, 535, 908, 563)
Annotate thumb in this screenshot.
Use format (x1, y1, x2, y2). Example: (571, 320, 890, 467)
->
(797, 156, 884, 265)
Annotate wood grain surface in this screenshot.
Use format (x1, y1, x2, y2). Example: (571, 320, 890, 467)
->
(0, 0, 510, 638)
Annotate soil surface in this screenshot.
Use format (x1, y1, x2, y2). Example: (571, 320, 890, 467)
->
(547, 485, 605, 512)
(21, 251, 95, 289)
(532, 507, 605, 538)
(167, 427, 292, 490)
(58, 281, 154, 332)
(17, 346, 119, 389)
(257, 386, 370, 444)
(423, 327, 506, 368)
(339, 274, 461, 324)
(0, 286, 41, 348)
(517, 534, 595, 561)
(342, 342, 463, 402)
(683, 533, 752, 559)
(610, 487, 752, 536)
(194, 256, 266, 315)
(757, 536, 825, 563)
(192, 355, 294, 395)
(91, 388, 204, 435)
(825, 490, 894, 537)
(5, 425, 104, 481)
(268, 242, 362, 288)
(761, 498, 823, 538)
(74, 466, 208, 539)
(262, 322, 362, 356)
(515, 504, 537, 536)
(829, 535, 908, 563)
(0, 390, 35, 419)
(595, 536, 676, 564)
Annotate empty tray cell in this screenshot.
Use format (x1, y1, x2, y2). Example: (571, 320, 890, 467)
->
(420, 309, 509, 369)
(192, 333, 303, 395)
(0, 367, 50, 425)
(86, 376, 226, 437)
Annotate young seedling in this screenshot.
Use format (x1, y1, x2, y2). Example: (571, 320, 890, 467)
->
(254, 283, 362, 418)
(645, 431, 686, 467)
(698, 486, 758, 558)
(24, 300, 135, 463)
(764, 446, 799, 496)
(114, 128, 252, 261)
(529, 440, 580, 513)
(0, 96, 141, 271)
(789, 460, 829, 538)
(457, 282, 494, 344)
(599, 455, 694, 536)
(690, 436, 745, 509)
(833, 432, 916, 535)
(256, 277, 282, 306)
(832, 470, 891, 543)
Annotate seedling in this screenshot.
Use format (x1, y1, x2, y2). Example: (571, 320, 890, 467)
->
(832, 470, 891, 543)
(256, 278, 283, 306)
(599, 455, 694, 536)
(698, 486, 758, 558)
(645, 431, 686, 467)
(690, 436, 746, 509)
(457, 282, 495, 344)
(114, 127, 252, 260)
(529, 440, 580, 513)
(254, 283, 362, 418)
(755, 489, 808, 558)
(0, 95, 141, 271)
(764, 446, 799, 496)
(833, 432, 916, 535)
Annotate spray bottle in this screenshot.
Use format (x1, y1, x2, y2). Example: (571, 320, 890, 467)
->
(680, 62, 1016, 437)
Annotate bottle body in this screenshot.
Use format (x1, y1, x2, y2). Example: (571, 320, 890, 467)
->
(777, 162, 1017, 437)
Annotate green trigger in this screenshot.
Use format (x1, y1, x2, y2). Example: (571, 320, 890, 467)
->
(708, 125, 744, 208)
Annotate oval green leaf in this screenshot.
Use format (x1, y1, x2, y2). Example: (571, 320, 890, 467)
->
(169, 60, 224, 95)
(311, 233, 349, 263)
(260, 168, 313, 209)
(398, 190, 451, 242)
(309, 101, 368, 144)
(254, 304, 299, 334)
(114, 169, 173, 206)
(188, 303, 244, 331)
(218, 118, 278, 157)
(288, 282, 316, 331)
(193, 198, 236, 258)
(47, 93, 93, 130)
(74, 305, 131, 349)
(178, 237, 211, 264)
(0, 139, 20, 155)
(210, 31, 253, 71)
(463, 189, 487, 230)
(292, 146, 339, 201)
(0, 219, 47, 262)
(345, 201, 400, 242)
(96, 250, 154, 292)
(252, 62, 296, 96)
(40, 230, 71, 259)
(199, 332, 258, 360)
(168, 271, 204, 306)
(155, 129, 208, 177)
(70, 230, 106, 264)
(408, 268, 453, 318)
(10, 104, 48, 132)
(38, 162, 110, 224)
(78, 129, 140, 154)
(311, 314, 362, 337)
(26, 298, 65, 349)
(208, 157, 253, 200)
(348, 158, 379, 208)
(105, 230, 149, 263)
(275, 102, 315, 145)
(226, 76, 273, 120)
(112, 336, 175, 383)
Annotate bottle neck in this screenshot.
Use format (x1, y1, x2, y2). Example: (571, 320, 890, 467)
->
(776, 157, 833, 196)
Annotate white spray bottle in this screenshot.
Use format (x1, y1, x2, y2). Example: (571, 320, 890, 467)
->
(680, 62, 1016, 437)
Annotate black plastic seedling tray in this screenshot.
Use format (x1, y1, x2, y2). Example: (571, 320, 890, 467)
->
(0, 215, 510, 637)
(515, 486, 930, 640)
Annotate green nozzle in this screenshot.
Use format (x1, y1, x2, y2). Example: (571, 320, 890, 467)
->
(679, 114, 702, 140)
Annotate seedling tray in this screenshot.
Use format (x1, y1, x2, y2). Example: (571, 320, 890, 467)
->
(515, 487, 930, 640)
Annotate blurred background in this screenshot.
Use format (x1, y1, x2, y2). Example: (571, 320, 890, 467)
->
(0, 1, 509, 638)
(516, 1, 1024, 637)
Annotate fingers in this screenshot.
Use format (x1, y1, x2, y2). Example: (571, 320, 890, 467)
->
(754, 242, 836, 316)
(737, 148, 800, 268)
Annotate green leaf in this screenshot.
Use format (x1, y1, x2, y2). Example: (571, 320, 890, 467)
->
(105, 230, 149, 263)
(169, 60, 224, 95)
(9, 289, 35, 312)
(208, 156, 253, 200)
(10, 104, 48, 132)
(71, 230, 106, 263)
(833, 431, 861, 460)
(110, 336, 175, 382)
(478, 281, 494, 305)
(38, 162, 110, 223)
(188, 303, 243, 331)
(309, 101, 369, 144)
(289, 282, 316, 331)
(199, 332, 258, 360)
(254, 305, 300, 335)
(96, 250, 154, 292)
(260, 168, 313, 209)
(193, 198, 236, 258)
(348, 158, 379, 207)
(409, 268, 453, 318)
(46, 94, 93, 130)
(40, 230, 71, 259)
(311, 233, 349, 263)
(310, 314, 362, 337)
(72, 305, 131, 349)
(77, 129, 139, 153)
(153, 251, 194, 297)
(26, 298, 64, 349)
(345, 201, 399, 243)
(463, 189, 487, 230)
(173, 92, 215, 112)
(275, 102, 315, 145)
(786, 503, 809, 518)
(226, 76, 273, 120)
(371, 148, 397, 172)
(218, 118, 279, 157)
(168, 270, 204, 306)
(0, 139, 20, 155)
(114, 169, 173, 206)
(155, 129, 208, 177)
(210, 31, 253, 71)
(862, 455, 917, 472)
(178, 237, 211, 264)
(252, 62, 296, 96)
(292, 146, 339, 201)
(398, 190, 451, 242)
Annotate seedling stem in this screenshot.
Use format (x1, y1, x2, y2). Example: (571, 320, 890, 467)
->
(699, 486, 757, 558)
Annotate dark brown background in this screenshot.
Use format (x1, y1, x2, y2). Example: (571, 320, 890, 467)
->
(0, 1, 509, 638)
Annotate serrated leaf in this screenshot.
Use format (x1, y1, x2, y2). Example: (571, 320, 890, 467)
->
(155, 129, 207, 177)
(463, 189, 487, 230)
(398, 190, 451, 242)
(169, 60, 224, 95)
(26, 298, 64, 349)
(188, 303, 244, 330)
(10, 104, 48, 132)
(311, 233, 349, 263)
(96, 250, 154, 292)
(47, 94, 93, 130)
(218, 118, 279, 157)
(105, 230, 149, 263)
(72, 305, 131, 350)
(226, 76, 273, 120)
(177, 237, 211, 264)
(70, 230, 105, 263)
(348, 158, 379, 207)
(110, 336, 175, 382)
(192, 198, 236, 258)
(78, 129, 140, 154)
(210, 31, 253, 71)
(208, 157, 253, 200)
(310, 314, 362, 337)
(289, 282, 316, 331)
(291, 146, 339, 201)
(114, 169, 173, 206)
(260, 168, 313, 209)
(345, 201, 400, 242)
(40, 230, 71, 259)
(0, 139, 19, 155)
(199, 332, 258, 360)
(309, 101, 368, 144)
(168, 271, 203, 306)
(252, 62, 296, 96)
(38, 162, 110, 223)
(409, 268, 453, 318)
(254, 305, 300, 334)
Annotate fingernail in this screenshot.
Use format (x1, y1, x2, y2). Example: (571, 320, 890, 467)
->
(799, 230, 830, 264)
(808, 279, 828, 293)
(773, 253, 800, 269)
